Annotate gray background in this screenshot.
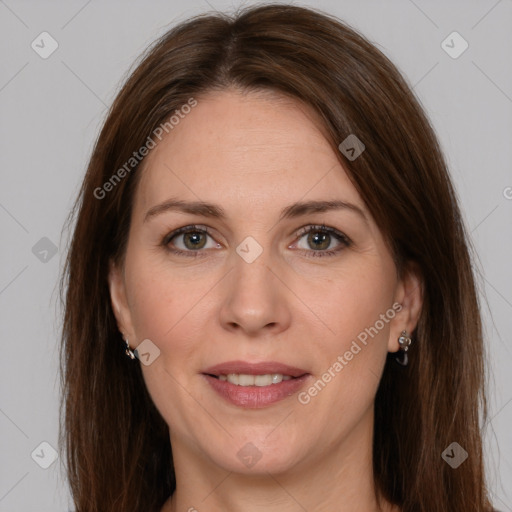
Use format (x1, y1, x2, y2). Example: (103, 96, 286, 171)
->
(0, 0, 511, 510)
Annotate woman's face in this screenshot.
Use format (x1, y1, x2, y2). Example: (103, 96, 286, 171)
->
(109, 89, 421, 476)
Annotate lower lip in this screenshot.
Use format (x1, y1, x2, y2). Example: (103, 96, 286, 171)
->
(203, 374, 310, 408)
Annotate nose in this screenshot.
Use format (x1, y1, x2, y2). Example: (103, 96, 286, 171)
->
(219, 248, 292, 337)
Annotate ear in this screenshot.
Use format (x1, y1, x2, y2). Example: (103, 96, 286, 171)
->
(388, 261, 423, 353)
(108, 259, 136, 342)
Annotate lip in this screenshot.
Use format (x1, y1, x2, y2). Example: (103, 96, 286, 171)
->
(202, 360, 308, 378)
(202, 360, 311, 408)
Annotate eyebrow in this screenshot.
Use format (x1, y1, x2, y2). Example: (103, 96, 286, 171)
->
(144, 198, 367, 223)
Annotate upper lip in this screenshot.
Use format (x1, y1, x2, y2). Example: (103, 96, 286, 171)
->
(202, 360, 309, 378)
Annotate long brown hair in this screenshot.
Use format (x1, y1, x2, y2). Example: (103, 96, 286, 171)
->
(60, 4, 493, 511)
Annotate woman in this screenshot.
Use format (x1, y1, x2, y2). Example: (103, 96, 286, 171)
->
(60, 4, 495, 511)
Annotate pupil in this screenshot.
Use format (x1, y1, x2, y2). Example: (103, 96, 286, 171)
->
(184, 232, 206, 250)
(308, 231, 330, 250)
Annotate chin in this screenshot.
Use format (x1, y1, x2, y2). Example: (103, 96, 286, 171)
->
(203, 435, 307, 476)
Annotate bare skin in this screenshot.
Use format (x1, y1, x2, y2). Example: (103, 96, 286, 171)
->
(109, 88, 422, 512)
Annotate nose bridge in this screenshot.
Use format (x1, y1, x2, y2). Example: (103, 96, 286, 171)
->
(218, 236, 291, 335)
(231, 237, 277, 304)
(234, 245, 273, 291)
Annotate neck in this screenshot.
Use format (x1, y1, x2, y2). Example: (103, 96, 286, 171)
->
(162, 407, 399, 512)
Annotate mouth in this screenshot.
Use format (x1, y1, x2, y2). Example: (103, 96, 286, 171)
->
(202, 360, 311, 408)
(210, 373, 295, 386)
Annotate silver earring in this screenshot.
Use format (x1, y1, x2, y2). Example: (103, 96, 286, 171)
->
(125, 338, 136, 359)
(395, 330, 412, 366)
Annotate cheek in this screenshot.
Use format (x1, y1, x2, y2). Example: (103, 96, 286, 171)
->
(123, 249, 186, 357)
(123, 255, 213, 434)
(301, 257, 396, 401)
(123, 249, 218, 374)
(127, 271, 174, 339)
(300, 256, 396, 345)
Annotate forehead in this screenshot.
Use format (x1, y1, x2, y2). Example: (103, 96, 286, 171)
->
(134, 89, 363, 216)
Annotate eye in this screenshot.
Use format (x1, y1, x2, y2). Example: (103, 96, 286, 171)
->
(292, 224, 351, 257)
(163, 225, 220, 255)
(162, 224, 350, 258)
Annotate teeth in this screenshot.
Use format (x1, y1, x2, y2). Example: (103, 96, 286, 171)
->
(218, 373, 293, 386)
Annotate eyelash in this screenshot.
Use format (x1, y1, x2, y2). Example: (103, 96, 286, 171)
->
(161, 224, 351, 259)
